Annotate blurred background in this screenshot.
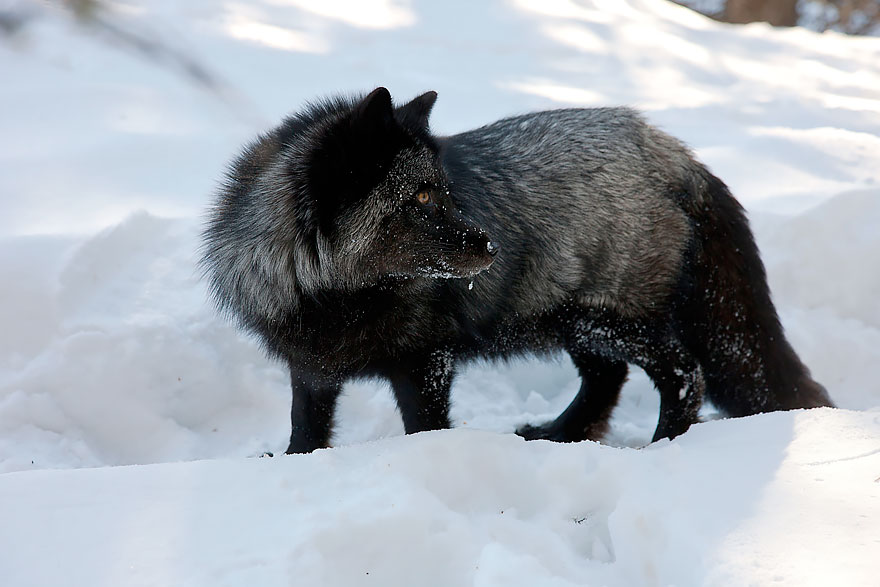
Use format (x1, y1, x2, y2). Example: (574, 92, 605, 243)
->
(2, 0, 879, 237)
(677, 0, 880, 32)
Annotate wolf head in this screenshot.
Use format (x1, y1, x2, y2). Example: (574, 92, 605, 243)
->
(300, 87, 497, 286)
(202, 88, 497, 322)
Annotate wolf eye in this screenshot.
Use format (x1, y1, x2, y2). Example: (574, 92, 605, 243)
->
(415, 191, 432, 205)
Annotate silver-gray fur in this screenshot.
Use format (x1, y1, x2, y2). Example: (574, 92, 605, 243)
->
(442, 107, 693, 319)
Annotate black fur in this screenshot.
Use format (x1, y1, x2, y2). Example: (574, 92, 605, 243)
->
(201, 88, 832, 453)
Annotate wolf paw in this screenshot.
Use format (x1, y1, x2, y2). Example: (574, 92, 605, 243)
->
(515, 422, 573, 443)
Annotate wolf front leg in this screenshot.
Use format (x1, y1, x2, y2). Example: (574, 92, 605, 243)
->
(286, 366, 343, 454)
(387, 350, 455, 434)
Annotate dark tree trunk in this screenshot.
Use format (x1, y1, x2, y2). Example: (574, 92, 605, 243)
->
(724, 0, 799, 26)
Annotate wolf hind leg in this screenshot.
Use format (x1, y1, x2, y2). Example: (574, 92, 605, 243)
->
(286, 366, 343, 454)
(638, 341, 705, 442)
(387, 350, 455, 434)
(516, 354, 627, 443)
(564, 311, 704, 442)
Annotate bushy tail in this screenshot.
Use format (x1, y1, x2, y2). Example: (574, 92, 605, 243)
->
(673, 168, 833, 415)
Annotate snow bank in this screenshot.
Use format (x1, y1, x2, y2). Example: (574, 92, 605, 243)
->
(2, 410, 877, 587)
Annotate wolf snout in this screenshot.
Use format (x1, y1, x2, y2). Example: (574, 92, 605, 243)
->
(469, 232, 497, 262)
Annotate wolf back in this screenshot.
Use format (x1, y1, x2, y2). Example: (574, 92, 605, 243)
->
(201, 88, 832, 453)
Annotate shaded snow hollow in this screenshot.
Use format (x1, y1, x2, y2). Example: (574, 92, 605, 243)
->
(1, 0, 879, 585)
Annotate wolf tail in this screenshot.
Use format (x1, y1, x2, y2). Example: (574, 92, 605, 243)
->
(673, 167, 833, 415)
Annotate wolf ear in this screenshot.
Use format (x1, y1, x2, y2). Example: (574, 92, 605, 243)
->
(353, 87, 394, 129)
(396, 91, 438, 133)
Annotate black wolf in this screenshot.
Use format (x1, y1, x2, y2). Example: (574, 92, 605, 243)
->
(201, 87, 832, 453)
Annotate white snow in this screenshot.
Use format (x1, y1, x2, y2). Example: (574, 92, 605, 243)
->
(1, 0, 879, 585)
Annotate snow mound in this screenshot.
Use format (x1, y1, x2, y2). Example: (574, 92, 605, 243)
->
(1, 410, 877, 586)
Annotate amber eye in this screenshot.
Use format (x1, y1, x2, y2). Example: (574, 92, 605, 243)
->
(415, 191, 431, 205)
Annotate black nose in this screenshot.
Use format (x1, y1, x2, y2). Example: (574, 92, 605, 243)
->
(486, 241, 500, 257)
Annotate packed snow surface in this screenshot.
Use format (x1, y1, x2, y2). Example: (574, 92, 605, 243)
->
(1, 0, 879, 585)
(3, 411, 879, 587)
